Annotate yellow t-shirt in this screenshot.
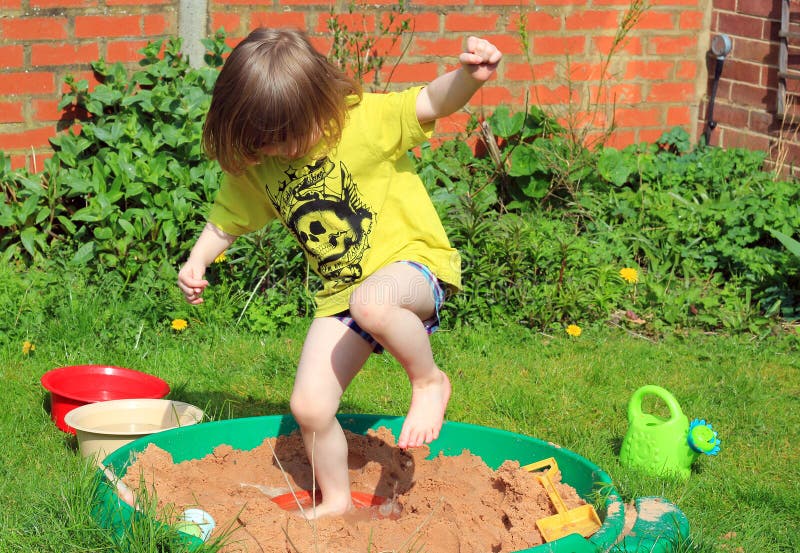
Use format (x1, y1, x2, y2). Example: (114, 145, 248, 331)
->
(208, 86, 462, 317)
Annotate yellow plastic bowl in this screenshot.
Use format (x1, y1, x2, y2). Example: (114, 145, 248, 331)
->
(64, 399, 203, 461)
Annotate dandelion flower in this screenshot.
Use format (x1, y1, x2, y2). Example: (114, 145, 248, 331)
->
(171, 318, 188, 332)
(619, 267, 639, 284)
(214, 252, 227, 263)
(22, 340, 36, 355)
(566, 324, 582, 337)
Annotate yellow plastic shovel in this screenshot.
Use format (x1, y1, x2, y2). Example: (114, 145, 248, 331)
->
(522, 457, 601, 542)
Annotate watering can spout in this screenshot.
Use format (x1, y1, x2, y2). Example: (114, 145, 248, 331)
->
(688, 418, 721, 455)
(619, 386, 720, 479)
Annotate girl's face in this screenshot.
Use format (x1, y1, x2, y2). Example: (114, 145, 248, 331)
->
(259, 141, 302, 159)
(258, 127, 322, 161)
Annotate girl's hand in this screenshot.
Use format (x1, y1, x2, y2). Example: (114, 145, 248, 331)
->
(458, 37, 503, 82)
(177, 262, 209, 305)
(415, 37, 503, 123)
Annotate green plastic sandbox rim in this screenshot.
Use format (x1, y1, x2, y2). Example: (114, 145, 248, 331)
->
(94, 414, 625, 553)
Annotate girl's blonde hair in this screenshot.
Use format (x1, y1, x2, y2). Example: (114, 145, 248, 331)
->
(203, 28, 362, 174)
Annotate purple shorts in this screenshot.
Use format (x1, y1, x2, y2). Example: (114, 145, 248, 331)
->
(333, 261, 445, 354)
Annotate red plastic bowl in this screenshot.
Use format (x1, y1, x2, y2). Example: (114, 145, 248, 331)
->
(40, 365, 170, 434)
(271, 490, 385, 511)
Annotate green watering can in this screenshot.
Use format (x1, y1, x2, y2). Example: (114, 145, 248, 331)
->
(620, 385, 720, 479)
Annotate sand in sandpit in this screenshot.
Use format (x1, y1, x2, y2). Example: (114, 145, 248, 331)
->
(122, 427, 594, 552)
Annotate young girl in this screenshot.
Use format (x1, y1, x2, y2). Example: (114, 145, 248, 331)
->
(178, 27, 502, 518)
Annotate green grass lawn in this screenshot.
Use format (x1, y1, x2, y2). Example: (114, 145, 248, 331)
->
(1, 273, 798, 552)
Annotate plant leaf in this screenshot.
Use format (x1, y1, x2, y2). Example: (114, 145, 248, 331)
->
(70, 241, 96, 265)
(767, 228, 800, 259)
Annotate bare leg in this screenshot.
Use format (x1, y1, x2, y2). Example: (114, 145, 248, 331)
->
(290, 317, 373, 518)
(349, 262, 451, 449)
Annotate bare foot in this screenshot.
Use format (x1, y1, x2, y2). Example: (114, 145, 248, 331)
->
(298, 496, 353, 520)
(398, 369, 451, 449)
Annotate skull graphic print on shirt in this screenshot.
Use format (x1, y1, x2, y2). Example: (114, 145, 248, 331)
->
(267, 157, 375, 283)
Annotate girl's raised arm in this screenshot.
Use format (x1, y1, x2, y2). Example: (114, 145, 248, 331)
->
(415, 36, 503, 124)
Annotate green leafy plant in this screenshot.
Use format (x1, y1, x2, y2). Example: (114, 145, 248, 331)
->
(240, 287, 307, 335)
(0, 152, 68, 263)
(769, 227, 800, 260)
(503, 0, 647, 203)
(56, 37, 226, 283)
(585, 128, 800, 321)
(481, 104, 582, 208)
(3, 25, 799, 336)
(415, 117, 800, 332)
(1, 36, 229, 285)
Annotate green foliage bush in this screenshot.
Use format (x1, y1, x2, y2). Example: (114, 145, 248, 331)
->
(416, 110, 800, 334)
(2, 34, 798, 338)
(0, 33, 311, 336)
(589, 129, 800, 321)
(1, 37, 225, 283)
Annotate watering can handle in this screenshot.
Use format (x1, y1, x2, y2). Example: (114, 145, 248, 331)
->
(628, 385, 684, 423)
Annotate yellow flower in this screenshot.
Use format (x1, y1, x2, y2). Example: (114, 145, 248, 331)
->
(213, 252, 227, 263)
(171, 318, 188, 332)
(619, 267, 639, 284)
(22, 340, 36, 355)
(566, 324, 582, 337)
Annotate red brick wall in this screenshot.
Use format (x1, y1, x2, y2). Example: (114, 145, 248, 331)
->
(208, 0, 708, 149)
(0, 0, 177, 170)
(702, 0, 800, 175)
(7, 0, 783, 175)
